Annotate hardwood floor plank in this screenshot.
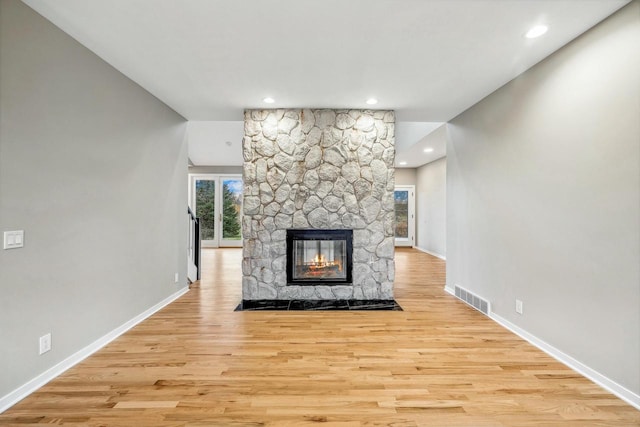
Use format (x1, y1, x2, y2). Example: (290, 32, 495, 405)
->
(1, 248, 638, 426)
(113, 401, 179, 409)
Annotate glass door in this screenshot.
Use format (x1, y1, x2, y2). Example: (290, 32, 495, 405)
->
(219, 177, 243, 247)
(192, 176, 218, 247)
(394, 185, 415, 247)
(190, 174, 242, 248)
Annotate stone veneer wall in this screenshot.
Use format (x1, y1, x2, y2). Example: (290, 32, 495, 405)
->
(242, 109, 395, 300)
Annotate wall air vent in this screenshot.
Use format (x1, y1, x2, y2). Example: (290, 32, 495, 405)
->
(454, 285, 490, 316)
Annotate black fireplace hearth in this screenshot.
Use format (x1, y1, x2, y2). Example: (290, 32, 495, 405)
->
(235, 299, 402, 311)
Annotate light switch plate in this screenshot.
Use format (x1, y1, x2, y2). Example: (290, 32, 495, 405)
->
(39, 333, 51, 355)
(3, 230, 24, 249)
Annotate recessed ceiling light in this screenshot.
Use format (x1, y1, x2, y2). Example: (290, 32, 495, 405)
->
(366, 98, 378, 105)
(263, 97, 275, 104)
(525, 25, 548, 39)
(399, 161, 407, 166)
(423, 148, 434, 153)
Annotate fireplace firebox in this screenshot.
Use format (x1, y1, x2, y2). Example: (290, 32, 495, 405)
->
(286, 229, 353, 285)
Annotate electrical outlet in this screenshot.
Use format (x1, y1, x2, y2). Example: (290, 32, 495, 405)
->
(39, 333, 51, 355)
(174, 273, 179, 283)
(515, 299, 523, 315)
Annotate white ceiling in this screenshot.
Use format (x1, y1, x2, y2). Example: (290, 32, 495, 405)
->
(187, 121, 245, 166)
(397, 123, 448, 169)
(23, 0, 629, 167)
(394, 122, 445, 168)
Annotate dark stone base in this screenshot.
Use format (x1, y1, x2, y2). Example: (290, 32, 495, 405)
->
(234, 299, 402, 311)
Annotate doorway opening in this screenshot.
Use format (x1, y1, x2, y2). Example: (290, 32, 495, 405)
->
(189, 174, 243, 248)
(394, 185, 415, 247)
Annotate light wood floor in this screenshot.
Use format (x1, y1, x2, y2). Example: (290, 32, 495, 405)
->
(1, 248, 638, 426)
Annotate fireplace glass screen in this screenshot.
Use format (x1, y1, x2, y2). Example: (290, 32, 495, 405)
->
(293, 240, 346, 280)
(286, 229, 353, 285)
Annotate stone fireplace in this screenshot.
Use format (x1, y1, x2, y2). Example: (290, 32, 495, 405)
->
(242, 109, 395, 301)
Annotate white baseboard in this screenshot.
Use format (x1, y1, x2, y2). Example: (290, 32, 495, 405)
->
(444, 285, 455, 295)
(414, 246, 446, 260)
(0, 287, 189, 414)
(490, 312, 640, 411)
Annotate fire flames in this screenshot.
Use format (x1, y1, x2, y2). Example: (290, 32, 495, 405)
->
(305, 253, 342, 274)
(313, 253, 325, 265)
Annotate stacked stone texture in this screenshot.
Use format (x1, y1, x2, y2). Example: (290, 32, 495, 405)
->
(242, 109, 395, 300)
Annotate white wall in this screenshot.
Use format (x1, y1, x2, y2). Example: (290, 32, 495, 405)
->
(188, 165, 242, 175)
(0, 0, 188, 402)
(394, 168, 416, 186)
(416, 157, 446, 258)
(447, 1, 639, 399)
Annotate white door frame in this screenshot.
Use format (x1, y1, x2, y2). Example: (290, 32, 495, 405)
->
(394, 185, 415, 247)
(188, 174, 243, 248)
